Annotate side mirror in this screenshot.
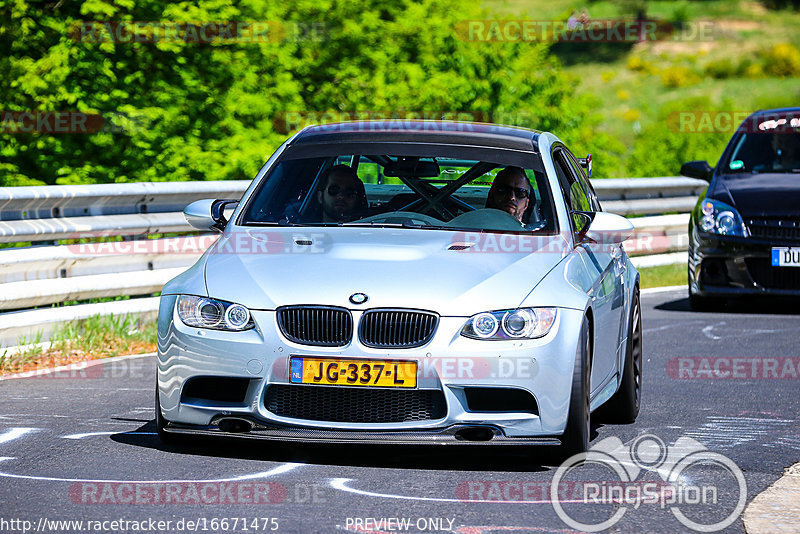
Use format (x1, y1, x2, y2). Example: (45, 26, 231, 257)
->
(184, 199, 238, 232)
(577, 154, 592, 178)
(575, 211, 634, 244)
(680, 160, 713, 182)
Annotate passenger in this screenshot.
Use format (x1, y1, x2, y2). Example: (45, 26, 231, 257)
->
(772, 132, 800, 171)
(316, 165, 368, 222)
(485, 166, 532, 222)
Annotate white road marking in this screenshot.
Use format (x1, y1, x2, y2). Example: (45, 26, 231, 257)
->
(702, 322, 725, 340)
(683, 416, 794, 450)
(0, 428, 37, 445)
(62, 431, 156, 440)
(643, 321, 704, 334)
(0, 461, 304, 483)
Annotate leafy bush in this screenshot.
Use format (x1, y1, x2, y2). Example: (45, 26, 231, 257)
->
(762, 43, 800, 77)
(625, 98, 731, 177)
(671, 1, 692, 28)
(763, 0, 800, 9)
(627, 55, 652, 72)
(660, 66, 701, 88)
(704, 58, 738, 79)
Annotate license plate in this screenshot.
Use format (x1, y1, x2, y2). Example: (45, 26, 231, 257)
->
(289, 357, 417, 388)
(771, 247, 800, 267)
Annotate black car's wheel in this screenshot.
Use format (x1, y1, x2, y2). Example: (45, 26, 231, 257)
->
(688, 264, 724, 311)
(599, 289, 642, 423)
(155, 386, 181, 445)
(559, 318, 591, 457)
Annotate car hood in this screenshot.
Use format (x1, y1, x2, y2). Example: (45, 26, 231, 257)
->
(203, 227, 569, 316)
(718, 174, 800, 217)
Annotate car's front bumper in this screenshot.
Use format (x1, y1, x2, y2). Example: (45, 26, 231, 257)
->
(161, 421, 561, 446)
(689, 230, 800, 297)
(156, 295, 587, 442)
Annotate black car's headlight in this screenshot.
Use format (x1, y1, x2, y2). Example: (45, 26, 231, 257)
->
(697, 198, 747, 237)
(177, 295, 254, 331)
(461, 308, 557, 340)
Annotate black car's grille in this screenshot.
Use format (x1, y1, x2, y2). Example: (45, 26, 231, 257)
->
(264, 385, 446, 423)
(746, 217, 800, 243)
(276, 306, 352, 346)
(358, 309, 438, 348)
(745, 258, 800, 290)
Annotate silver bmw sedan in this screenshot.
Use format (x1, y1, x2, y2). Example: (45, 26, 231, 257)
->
(156, 121, 642, 456)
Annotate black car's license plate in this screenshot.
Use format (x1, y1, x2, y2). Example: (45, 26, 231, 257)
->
(772, 247, 800, 267)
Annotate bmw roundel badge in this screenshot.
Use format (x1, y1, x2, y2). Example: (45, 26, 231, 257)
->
(349, 293, 368, 305)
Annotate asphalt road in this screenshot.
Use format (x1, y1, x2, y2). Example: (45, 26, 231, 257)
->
(1, 288, 798, 534)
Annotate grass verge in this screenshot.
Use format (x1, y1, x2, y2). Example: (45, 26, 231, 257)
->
(0, 314, 156, 375)
(638, 262, 685, 289)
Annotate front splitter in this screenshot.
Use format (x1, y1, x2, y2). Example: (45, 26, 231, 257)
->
(163, 422, 561, 446)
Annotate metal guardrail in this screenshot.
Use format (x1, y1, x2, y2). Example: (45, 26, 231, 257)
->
(0, 177, 706, 239)
(0, 177, 706, 347)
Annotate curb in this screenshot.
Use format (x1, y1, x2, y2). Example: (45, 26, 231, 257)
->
(0, 352, 156, 381)
(743, 461, 800, 533)
(641, 285, 686, 295)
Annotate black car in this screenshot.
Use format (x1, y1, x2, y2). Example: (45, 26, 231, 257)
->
(681, 107, 800, 310)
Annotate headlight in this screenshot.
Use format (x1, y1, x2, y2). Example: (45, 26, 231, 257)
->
(177, 295, 254, 331)
(461, 308, 557, 340)
(697, 198, 747, 237)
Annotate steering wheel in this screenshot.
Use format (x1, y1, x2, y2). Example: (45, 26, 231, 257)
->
(352, 211, 444, 226)
(445, 208, 526, 231)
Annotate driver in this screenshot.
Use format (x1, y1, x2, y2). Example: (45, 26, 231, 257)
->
(317, 165, 368, 222)
(485, 166, 532, 222)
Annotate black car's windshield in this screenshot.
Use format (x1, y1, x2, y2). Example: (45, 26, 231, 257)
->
(239, 151, 556, 234)
(724, 119, 800, 174)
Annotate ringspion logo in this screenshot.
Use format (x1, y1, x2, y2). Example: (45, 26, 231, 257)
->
(552, 434, 746, 532)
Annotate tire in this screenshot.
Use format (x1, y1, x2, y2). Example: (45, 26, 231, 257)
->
(559, 318, 591, 457)
(688, 264, 723, 311)
(155, 386, 181, 445)
(599, 289, 642, 424)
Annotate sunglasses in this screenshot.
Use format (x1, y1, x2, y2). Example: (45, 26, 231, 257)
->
(493, 185, 530, 199)
(326, 185, 358, 198)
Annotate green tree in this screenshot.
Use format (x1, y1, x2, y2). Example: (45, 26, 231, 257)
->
(1, 0, 587, 185)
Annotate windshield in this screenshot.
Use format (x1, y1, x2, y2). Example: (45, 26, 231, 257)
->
(239, 152, 556, 234)
(724, 123, 800, 175)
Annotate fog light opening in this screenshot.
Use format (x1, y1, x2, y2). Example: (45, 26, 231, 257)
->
(217, 418, 253, 433)
(455, 426, 495, 442)
(701, 258, 728, 286)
